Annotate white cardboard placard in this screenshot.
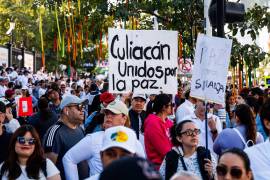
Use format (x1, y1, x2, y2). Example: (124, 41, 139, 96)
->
(108, 28, 178, 94)
(190, 34, 232, 104)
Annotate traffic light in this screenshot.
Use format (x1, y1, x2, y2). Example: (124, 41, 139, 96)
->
(209, 0, 245, 37)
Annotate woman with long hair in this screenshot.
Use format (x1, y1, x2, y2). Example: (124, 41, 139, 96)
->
(213, 104, 264, 155)
(144, 94, 174, 169)
(0, 125, 60, 180)
(159, 120, 216, 180)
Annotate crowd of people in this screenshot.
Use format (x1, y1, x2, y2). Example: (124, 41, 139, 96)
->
(0, 64, 269, 180)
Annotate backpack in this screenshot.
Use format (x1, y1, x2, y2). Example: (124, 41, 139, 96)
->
(165, 146, 212, 180)
(233, 128, 255, 148)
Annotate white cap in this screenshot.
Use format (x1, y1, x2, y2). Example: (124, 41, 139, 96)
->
(60, 95, 88, 110)
(132, 93, 146, 101)
(101, 126, 137, 154)
(104, 100, 129, 116)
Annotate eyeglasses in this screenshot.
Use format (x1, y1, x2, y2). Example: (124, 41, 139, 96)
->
(67, 104, 85, 111)
(180, 128, 201, 136)
(216, 165, 243, 178)
(17, 137, 36, 145)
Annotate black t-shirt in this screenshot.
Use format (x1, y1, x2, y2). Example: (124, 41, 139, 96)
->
(43, 121, 88, 180)
(0, 130, 12, 163)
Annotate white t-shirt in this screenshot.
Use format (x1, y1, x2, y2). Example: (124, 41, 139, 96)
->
(245, 140, 270, 180)
(0, 158, 59, 180)
(63, 130, 145, 180)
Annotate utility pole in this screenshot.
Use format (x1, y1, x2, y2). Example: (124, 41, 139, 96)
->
(216, 0, 225, 37)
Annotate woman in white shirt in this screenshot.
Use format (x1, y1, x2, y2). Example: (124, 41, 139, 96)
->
(159, 120, 216, 180)
(0, 125, 60, 180)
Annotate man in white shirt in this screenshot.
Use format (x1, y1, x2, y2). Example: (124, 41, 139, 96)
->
(245, 99, 270, 180)
(62, 100, 145, 180)
(183, 100, 222, 152)
(176, 89, 197, 124)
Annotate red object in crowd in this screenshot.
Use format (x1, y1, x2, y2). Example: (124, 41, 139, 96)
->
(18, 97, 33, 117)
(144, 114, 173, 169)
(100, 92, 115, 104)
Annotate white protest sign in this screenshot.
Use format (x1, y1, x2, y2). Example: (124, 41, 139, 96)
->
(190, 34, 232, 104)
(108, 28, 178, 94)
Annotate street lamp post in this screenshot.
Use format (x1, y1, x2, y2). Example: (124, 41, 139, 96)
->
(6, 20, 15, 66)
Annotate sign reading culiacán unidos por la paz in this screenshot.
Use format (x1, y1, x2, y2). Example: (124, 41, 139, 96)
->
(190, 34, 232, 105)
(108, 28, 178, 94)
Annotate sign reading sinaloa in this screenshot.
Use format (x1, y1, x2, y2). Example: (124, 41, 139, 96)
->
(190, 34, 232, 105)
(108, 28, 178, 94)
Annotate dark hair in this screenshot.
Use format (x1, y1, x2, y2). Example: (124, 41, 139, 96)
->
(0, 125, 46, 179)
(245, 96, 260, 115)
(239, 87, 250, 99)
(260, 98, 270, 136)
(38, 97, 49, 110)
(170, 120, 193, 146)
(218, 148, 252, 172)
(235, 104, 256, 144)
(184, 89, 190, 99)
(152, 94, 171, 113)
(100, 157, 161, 180)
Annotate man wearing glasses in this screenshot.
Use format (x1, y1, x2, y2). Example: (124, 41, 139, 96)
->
(43, 95, 89, 180)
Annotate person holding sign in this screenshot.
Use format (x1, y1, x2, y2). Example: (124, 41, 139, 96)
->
(184, 101, 222, 153)
(176, 89, 197, 124)
(159, 120, 216, 180)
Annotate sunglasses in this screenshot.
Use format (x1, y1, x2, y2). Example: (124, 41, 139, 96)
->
(67, 104, 85, 111)
(180, 128, 201, 136)
(17, 137, 36, 145)
(216, 165, 243, 178)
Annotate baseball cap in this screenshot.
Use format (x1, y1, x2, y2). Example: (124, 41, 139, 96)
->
(100, 157, 161, 180)
(60, 95, 88, 110)
(101, 126, 137, 154)
(132, 93, 146, 101)
(104, 100, 128, 116)
(100, 92, 115, 104)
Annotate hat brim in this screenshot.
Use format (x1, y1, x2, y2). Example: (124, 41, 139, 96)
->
(101, 143, 135, 154)
(104, 108, 122, 115)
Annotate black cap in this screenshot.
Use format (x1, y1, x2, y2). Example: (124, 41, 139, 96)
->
(0, 101, 6, 113)
(99, 157, 161, 180)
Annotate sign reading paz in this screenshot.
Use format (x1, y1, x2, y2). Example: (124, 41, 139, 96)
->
(108, 28, 178, 94)
(190, 34, 232, 104)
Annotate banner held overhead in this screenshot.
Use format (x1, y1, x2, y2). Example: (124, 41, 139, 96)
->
(190, 34, 232, 105)
(108, 28, 178, 94)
